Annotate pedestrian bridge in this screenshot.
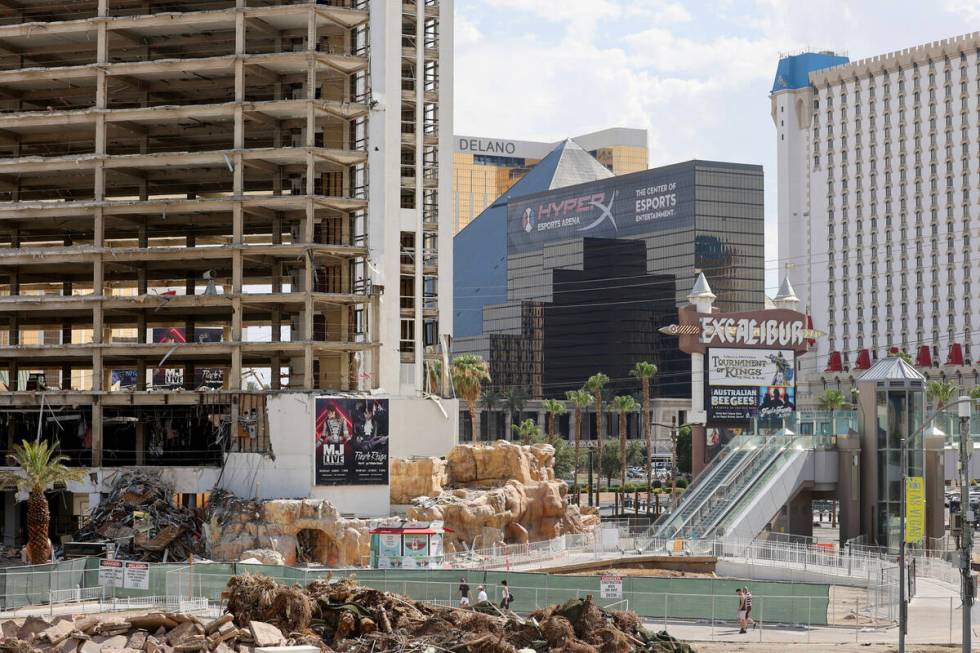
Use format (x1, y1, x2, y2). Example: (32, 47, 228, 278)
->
(650, 410, 980, 543)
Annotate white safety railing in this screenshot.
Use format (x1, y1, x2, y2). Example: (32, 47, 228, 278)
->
(49, 586, 103, 615)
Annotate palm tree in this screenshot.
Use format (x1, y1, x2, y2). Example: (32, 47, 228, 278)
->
(542, 399, 567, 444)
(451, 354, 491, 443)
(970, 386, 980, 404)
(512, 418, 541, 445)
(816, 388, 850, 411)
(0, 440, 83, 564)
(612, 395, 638, 491)
(565, 389, 593, 487)
(503, 387, 528, 441)
(480, 388, 503, 440)
(630, 361, 657, 505)
(926, 380, 958, 410)
(888, 349, 914, 365)
(585, 373, 610, 462)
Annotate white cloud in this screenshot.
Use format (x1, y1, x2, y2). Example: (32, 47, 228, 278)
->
(455, 0, 980, 290)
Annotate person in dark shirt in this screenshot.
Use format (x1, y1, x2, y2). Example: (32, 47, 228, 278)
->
(458, 578, 471, 607)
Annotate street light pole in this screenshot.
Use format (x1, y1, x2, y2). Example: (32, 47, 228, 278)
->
(957, 395, 973, 653)
(899, 428, 907, 653)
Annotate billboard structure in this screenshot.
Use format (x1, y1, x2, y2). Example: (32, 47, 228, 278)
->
(707, 348, 796, 422)
(665, 286, 820, 471)
(506, 166, 694, 253)
(151, 327, 224, 388)
(314, 397, 389, 485)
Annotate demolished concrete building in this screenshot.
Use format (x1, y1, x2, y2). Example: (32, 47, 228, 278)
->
(0, 0, 457, 546)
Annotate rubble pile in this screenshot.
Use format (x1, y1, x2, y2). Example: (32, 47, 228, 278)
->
(395, 441, 600, 549)
(219, 573, 696, 653)
(0, 608, 315, 653)
(74, 470, 202, 562)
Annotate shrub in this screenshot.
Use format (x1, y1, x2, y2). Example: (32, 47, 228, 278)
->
(675, 479, 689, 489)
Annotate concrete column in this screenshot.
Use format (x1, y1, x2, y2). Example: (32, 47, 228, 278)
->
(91, 401, 103, 467)
(836, 431, 862, 546)
(3, 492, 17, 547)
(924, 428, 945, 545)
(135, 422, 145, 466)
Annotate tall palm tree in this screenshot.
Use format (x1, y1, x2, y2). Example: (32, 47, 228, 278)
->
(926, 380, 958, 410)
(630, 361, 657, 504)
(480, 388, 503, 440)
(585, 373, 610, 462)
(451, 354, 491, 443)
(503, 387, 527, 441)
(612, 395, 638, 491)
(0, 440, 83, 564)
(542, 399, 567, 444)
(565, 389, 593, 486)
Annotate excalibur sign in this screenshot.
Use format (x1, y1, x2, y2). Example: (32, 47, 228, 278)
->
(658, 319, 825, 345)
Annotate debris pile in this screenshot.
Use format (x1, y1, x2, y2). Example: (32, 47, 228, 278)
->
(74, 470, 202, 562)
(0, 609, 310, 653)
(220, 573, 696, 653)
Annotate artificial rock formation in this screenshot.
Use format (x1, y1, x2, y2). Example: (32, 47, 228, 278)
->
(206, 491, 398, 567)
(390, 456, 448, 505)
(400, 440, 599, 549)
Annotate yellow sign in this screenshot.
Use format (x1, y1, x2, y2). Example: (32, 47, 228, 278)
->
(905, 476, 926, 544)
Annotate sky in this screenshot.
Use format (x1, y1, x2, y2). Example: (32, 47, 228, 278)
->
(453, 0, 980, 292)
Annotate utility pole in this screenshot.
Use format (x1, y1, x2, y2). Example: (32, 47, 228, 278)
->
(899, 428, 907, 653)
(958, 395, 973, 653)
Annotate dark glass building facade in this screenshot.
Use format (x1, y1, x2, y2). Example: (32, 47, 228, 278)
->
(454, 160, 764, 399)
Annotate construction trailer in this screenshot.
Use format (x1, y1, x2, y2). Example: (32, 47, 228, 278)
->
(0, 0, 457, 543)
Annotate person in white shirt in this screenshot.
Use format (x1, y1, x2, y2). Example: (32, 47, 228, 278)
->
(476, 585, 488, 603)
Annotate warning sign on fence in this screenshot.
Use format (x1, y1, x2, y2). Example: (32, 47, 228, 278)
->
(123, 561, 150, 590)
(98, 559, 124, 588)
(99, 559, 150, 590)
(600, 575, 623, 599)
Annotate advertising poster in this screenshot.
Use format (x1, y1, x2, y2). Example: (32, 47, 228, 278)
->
(707, 348, 795, 387)
(151, 327, 224, 388)
(706, 348, 796, 423)
(378, 534, 401, 559)
(402, 534, 430, 559)
(757, 386, 796, 419)
(314, 397, 389, 485)
(507, 167, 695, 253)
(707, 386, 757, 421)
(905, 476, 925, 544)
(705, 424, 747, 464)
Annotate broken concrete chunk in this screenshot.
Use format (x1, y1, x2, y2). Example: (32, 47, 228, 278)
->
(43, 621, 77, 645)
(2, 620, 20, 639)
(79, 639, 103, 653)
(203, 615, 233, 636)
(51, 637, 82, 653)
(165, 623, 197, 646)
(127, 615, 177, 632)
(126, 631, 147, 651)
(246, 623, 283, 648)
(102, 648, 140, 653)
(19, 616, 53, 641)
(97, 635, 129, 651)
(172, 636, 206, 653)
(235, 645, 253, 653)
(74, 617, 101, 635)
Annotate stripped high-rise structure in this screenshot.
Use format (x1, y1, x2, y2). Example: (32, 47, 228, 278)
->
(0, 0, 456, 532)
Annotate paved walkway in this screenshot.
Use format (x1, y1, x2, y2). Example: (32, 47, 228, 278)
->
(651, 577, 979, 647)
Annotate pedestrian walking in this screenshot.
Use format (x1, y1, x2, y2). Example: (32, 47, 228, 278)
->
(499, 579, 513, 610)
(458, 577, 471, 608)
(742, 586, 755, 629)
(735, 588, 747, 633)
(477, 585, 488, 603)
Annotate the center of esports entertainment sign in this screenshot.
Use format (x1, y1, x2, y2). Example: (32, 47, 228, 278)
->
(507, 167, 693, 253)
